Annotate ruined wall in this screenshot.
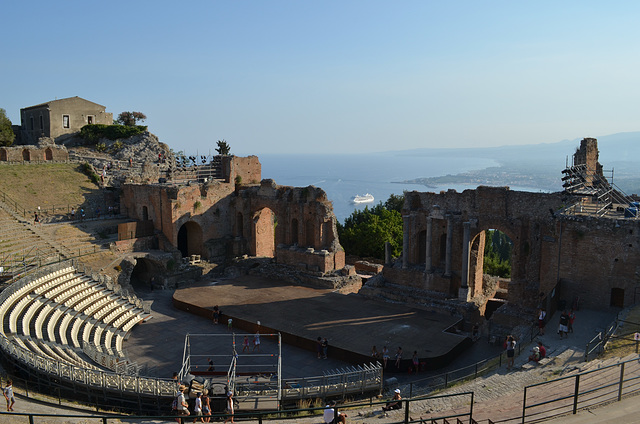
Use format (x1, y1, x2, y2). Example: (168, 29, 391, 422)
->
(121, 157, 345, 273)
(0, 145, 69, 162)
(392, 184, 640, 310)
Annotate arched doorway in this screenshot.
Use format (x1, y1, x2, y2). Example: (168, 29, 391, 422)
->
(130, 257, 159, 291)
(45, 148, 53, 161)
(177, 221, 203, 258)
(252, 208, 276, 257)
(469, 228, 515, 318)
(22, 149, 30, 161)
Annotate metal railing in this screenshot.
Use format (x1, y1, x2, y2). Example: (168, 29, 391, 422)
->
(522, 355, 640, 423)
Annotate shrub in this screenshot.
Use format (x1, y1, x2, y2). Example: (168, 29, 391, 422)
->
(80, 124, 147, 142)
(109, 141, 124, 153)
(81, 162, 100, 185)
(95, 142, 107, 152)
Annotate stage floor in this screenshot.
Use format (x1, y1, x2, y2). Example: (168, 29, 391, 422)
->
(173, 275, 469, 369)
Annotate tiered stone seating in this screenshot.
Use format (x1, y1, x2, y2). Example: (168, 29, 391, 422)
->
(0, 265, 150, 372)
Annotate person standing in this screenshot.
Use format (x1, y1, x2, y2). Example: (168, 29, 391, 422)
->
(253, 332, 260, 352)
(317, 337, 323, 359)
(538, 308, 547, 336)
(202, 393, 211, 423)
(193, 392, 203, 423)
(3, 379, 15, 411)
(212, 306, 220, 325)
(558, 310, 569, 339)
(394, 347, 403, 369)
(506, 336, 516, 370)
(242, 336, 250, 353)
(412, 351, 419, 373)
(223, 391, 234, 424)
(322, 337, 328, 359)
(382, 346, 389, 369)
(175, 384, 190, 418)
(568, 310, 576, 333)
(371, 345, 379, 359)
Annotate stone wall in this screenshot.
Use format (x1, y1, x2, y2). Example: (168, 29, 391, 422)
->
(0, 145, 69, 162)
(120, 156, 345, 274)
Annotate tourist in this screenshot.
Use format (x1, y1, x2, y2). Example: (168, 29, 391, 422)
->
(323, 400, 347, 424)
(223, 391, 234, 424)
(207, 358, 214, 372)
(175, 384, 190, 418)
(322, 337, 328, 359)
(382, 346, 389, 369)
(538, 308, 547, 336)
(505, 336, 516, 370)
(568, 309, 576, 333)
(538, 341, 546, 359)
(528, 346, 541, 362)
(412, 351, 419, 373)
(242, 335, 250, 353)
(317, 337, 323, 359)
(558, 310, 569, 339)
(70, 208, 75, 220)
(371, 345, 379, 359)
(227, 318, 233, 331)
(382, 389, 402, 414)
(253, 331, 260, 352)
(471, 323, 480, 341)
(3, 379, 15, 412)
(193, 392, 203, 422)
(202, 393, 211, 423)
(394, 347, 403, 369)
(212, 306, 220, 325)
(34, 211, 39, 226)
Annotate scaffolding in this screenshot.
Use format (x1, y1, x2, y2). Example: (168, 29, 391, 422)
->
(179, 333, 282, 410)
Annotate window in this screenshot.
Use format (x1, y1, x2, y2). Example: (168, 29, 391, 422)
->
(63, 115, 70, 128)
(30, 116, 34, 130)
(87, 115, 94, 124)
(39, 115, 44, 130)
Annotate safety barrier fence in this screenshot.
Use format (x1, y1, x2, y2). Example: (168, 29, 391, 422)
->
(522, 355, 640, 423)
(0, 390, 476, 424)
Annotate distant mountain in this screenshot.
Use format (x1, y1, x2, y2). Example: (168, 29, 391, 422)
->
(387, 132, 640, 194)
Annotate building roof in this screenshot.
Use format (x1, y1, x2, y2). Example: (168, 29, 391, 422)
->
(21, 96, 107, 111)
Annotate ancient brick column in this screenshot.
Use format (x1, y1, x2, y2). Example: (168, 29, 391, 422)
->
(402, 214, 410, 269)
(444, 214, 452, 277)
(425, 217, 433, 273)
(461, 221, 471, 288)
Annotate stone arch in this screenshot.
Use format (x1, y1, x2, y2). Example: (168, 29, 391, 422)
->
(305, 219, 315, 247)
(0, 149, 6, 161)
(177, 220, 203, 258)
(252, 207, 276, 257)
(130, 257, 161, 290)
(22, 149, 31, 161)
(468, 226, 517, 303)
(291, 218, 299, 245)
(45, 148, 53, 161)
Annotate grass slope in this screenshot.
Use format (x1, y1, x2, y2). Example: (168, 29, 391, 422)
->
(0, 163, 101, 214)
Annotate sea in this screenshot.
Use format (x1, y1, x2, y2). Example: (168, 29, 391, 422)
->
(259, 152, 501, 223)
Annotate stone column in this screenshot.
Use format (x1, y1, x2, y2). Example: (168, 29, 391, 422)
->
(461, 222, 471, 288)
(425, 217, 432, 273)
(384, 242, 392, 265)
(402, 215, 410, 269)
(444, 214, 452, 277)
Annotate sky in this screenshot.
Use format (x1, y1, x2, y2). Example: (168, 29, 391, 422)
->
(2, 1, 640, 156)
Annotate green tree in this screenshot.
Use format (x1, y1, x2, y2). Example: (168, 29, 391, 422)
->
(116, 111, 146, 126)
(337, 194, 404, 259)
(216, 139, 231, 155)
(483, 229, 512, 278)
(0, 108, 15, 147)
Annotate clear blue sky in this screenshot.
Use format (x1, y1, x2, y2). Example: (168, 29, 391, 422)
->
(2, 1, 640, 155)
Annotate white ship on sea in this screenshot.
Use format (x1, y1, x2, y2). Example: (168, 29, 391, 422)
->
(352, 193, 374, 204)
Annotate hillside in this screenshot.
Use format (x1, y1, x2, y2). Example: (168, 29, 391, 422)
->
(0, 163, 103, 215)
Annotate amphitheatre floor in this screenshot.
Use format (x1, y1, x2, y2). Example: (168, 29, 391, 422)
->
(171, 275, 468, 369)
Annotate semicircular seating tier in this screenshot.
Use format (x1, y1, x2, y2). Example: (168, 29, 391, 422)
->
(0, 265, 151, 372)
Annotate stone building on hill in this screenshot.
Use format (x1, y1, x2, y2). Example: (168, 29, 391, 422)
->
(19, 96, 113, 144)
